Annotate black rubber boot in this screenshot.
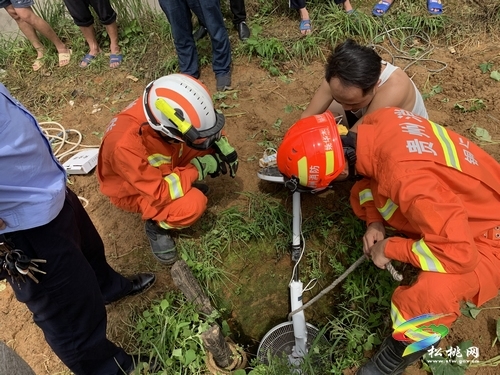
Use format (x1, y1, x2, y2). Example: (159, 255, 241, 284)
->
(192, 182, 210, 196)
(356, 336, 430, 375)
(144, 220, 177, 265)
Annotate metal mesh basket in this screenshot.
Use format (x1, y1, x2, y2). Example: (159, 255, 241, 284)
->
(257, 321, 329, 365)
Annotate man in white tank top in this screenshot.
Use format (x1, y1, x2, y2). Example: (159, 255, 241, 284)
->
(302, 39, 428, 130)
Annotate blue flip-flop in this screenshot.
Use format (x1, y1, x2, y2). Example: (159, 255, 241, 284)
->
(299, 19, 311, 35)
(427, 0, 443, 15)
(80, 53, 96, 68)
(372, 0, 393, 16)
(109, 54, 123, 68)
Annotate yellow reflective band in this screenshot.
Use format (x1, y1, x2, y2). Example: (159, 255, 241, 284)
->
(325, 150, 334, 175)
(390, 301, 407, 329)
(158, 221, 174, 230)
(158, 221, 188, 230)
(430, 121, 462, 171)
(391, 302, 436, 342)
(148, 153, 172, 167)
(412, 239, 446, 273)
(163, 173, 184, 200)
(297, 156, 308, 186)
(359, 189, 374, 205)
(377, 199, 399, 221)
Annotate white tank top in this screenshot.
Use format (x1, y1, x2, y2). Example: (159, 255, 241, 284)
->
(355, 61, 428, 119)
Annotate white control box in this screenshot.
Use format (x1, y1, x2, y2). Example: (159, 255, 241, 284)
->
(62, 148, 100, 175)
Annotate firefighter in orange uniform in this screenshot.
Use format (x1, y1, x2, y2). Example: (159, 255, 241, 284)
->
(277, 107, 500, 375)
(97, 74, 238, 264)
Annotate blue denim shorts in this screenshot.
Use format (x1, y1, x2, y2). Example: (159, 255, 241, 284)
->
(0, 0, 34, 9)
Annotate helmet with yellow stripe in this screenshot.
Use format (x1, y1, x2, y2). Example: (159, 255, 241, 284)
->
(277, 111, 348, 191)
(143, 74, 225, 149)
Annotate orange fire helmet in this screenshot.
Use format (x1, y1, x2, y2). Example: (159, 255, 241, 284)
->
(277, 111, 346, 191)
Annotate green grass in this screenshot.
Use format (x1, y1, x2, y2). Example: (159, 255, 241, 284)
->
(150, 192, 398, 374)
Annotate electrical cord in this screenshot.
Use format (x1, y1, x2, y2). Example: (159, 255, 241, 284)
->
(369, 26, 448, 74)
(40, 121, 100, 162)
(39, 121, 100, 207)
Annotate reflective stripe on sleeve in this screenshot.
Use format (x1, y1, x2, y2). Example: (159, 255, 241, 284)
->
(411, 239, 446, 273)
(429, 121, 462, 171)
(163, 173, 184, 200)
(158, 221, 188, 230)
(377, 199, 399, 221)
(359, 189, 373, 205)
(148, 153, 172, 167)
(391, 301, 407, 330)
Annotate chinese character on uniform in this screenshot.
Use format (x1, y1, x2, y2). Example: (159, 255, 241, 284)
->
(458, 137, 470, 149)
(399, 123, 430, 138)
(394, 109, 423, 122)
(406, 139, 437, 155)
(463, 149, 478, 165)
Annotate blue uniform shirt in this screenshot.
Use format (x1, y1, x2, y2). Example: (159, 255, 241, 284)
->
(0, 83, 66, 234)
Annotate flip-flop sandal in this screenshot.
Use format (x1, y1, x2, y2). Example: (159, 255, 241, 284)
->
(109, 54, 123, 68)
(32, 58, 44, 72)
(58, 49, 72, 67)
(372, 0, 393, 16)
(427, 0, 443, 15)
(299, 19, 311, 35)
(80, 53, 97, 68)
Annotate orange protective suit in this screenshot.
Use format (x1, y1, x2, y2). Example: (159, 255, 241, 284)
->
(350, 107, 500, 330)
(97, 98, 212, 228)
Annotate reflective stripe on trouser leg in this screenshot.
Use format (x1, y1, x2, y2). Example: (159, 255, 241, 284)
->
(391, 270, 480, 332)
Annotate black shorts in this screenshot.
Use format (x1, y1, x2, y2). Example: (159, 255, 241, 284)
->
(289, 0, 305, 9)
(63, 0, 117, 27)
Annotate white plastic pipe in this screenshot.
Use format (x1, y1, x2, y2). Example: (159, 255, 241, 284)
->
(290, 280, 307, 358)
(292, 192, 301, 247)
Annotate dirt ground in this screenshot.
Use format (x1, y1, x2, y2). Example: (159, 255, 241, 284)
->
(1, 34, 500, 375)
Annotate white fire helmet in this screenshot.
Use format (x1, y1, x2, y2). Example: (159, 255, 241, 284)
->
(143, 74, 225, 149)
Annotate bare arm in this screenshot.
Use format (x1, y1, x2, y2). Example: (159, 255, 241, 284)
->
(301, 79, 334, 119)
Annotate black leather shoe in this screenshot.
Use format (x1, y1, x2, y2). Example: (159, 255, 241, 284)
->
(237, 21, 250, 41)
(104, 273, 156, 305)
(193, 26, 208, 41)
(126, 273, 156, 297)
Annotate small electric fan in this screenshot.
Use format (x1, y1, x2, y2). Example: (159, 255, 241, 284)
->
(256, 166, 329, 368)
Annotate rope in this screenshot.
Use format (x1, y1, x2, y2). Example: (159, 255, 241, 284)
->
(288, 257, 403, 320)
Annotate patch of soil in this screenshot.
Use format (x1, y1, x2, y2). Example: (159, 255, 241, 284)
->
(1, 36, 500, 375)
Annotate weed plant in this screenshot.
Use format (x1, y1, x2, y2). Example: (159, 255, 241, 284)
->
(126, 291, 219, 374)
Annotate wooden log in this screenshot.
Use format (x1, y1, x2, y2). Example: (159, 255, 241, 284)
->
(170, 259, 215, 316)
(201, 324, 233, 369)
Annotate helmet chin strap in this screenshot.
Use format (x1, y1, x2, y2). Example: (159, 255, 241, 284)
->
(341, 132, 363, 181)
